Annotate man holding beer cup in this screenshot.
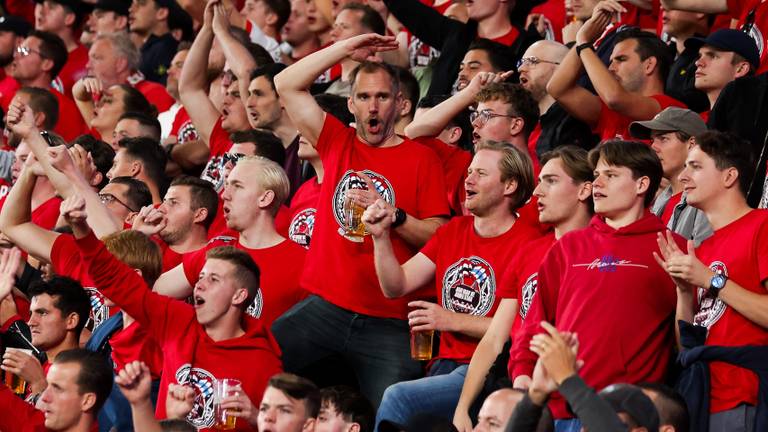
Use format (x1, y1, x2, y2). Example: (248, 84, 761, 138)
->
(365, 141, 542, 428)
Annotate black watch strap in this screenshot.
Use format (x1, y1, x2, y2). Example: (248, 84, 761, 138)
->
(576, 42, 594, 56)
(392, 207, 407, 228)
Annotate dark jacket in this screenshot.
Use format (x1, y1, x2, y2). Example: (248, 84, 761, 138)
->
(676, 320, 768, 432)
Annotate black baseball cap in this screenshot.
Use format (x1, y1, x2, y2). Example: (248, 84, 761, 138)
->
(685, 28, 760, 70)
(93, 0, 131, 16)
(0, 16, 32, 37)
(599, 384, 660, 432)
(33, 0, 94, 17)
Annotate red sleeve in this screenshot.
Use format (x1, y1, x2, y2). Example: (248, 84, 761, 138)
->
(110, 321, 164, 379)
(50, 234, 81, 278)
(141, 83, 175, 113)
(510, 242, 563, 379)
(75, 231, 196, 344)
(13, 295, 30, 322)
(727, 0, 748, 19)
(182, 247, 207, 285)
(31, 197, 62, 230)
(0, 384, 46, 432)
(315, 114, 352, 159)
(1, 314, 23, 332)
(496, 265, 519, 300)
(419, 220, 446, 262)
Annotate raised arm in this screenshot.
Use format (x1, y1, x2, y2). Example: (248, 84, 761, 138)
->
(382, 0, 461, 49)
(179, 0, 222, 144)
(115, 361, 164, 432)
(212, 2, 256, 107)
(405, 71, 510, 139)
(153, 263, 194, 299)
(274, 33, 399, 145)
(660, 0, 727, 13)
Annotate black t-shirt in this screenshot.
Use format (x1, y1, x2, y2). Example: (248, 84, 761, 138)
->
(666, 42, 710, 113)
(140, 33, 179, 85)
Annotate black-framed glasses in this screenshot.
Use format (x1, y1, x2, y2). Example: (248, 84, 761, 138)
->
(15, 45, 45, 58)
(516, 56, 560, 69)
(40, 130, 55, 147)
(99, 193, 137, 212)
(469, 108, 518, 126)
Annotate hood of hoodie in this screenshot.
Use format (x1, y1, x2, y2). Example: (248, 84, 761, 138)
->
(196, 315, 282, 357)
(589, 211, 667, 237)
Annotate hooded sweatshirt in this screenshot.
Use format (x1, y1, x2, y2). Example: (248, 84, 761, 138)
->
(511, 213, 681, 418)
(76, 232, 282, 431)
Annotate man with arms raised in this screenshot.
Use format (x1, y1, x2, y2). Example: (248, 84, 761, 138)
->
(272, 33, 449, 406)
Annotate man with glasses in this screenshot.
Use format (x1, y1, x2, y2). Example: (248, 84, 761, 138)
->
(9, 30, 88, 141)
(517, 40, 597, 169)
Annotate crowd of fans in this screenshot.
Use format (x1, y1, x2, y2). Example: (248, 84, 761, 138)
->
(0, 0, 765, 431)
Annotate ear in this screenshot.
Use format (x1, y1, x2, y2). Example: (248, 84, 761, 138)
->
(115, 56, 129, 75)
(81, 392, 97, 412)
(301, 417, 316, 432)
(644, 55, 658, 76)
(32, 111, 46, 129)
(125, 211, 139, 225)
(722, 166, 740, 189)
(347, 95, 354, 114)
(192, 206, 209, 225)
(734, 61, 751, 79)
(348, 423, 361, 432)
(686, 137, 696, 150)
(231, 287, 249, 307)
(40, 57, 55, 75)
(258, 189, 276, 210)
(130, 160, 142, 177)
(65, 311, 81, 331)
(446, 126, 462, 145)
(64, 11, 76, 27)
(509, 117, 525, 137)
(156, 6, 169, 22)
(636, 175, 651, 196)
(90, 171, 104, 188)
(116, 15, 128, 30)
(265, 10, 278, 27)
(399, 98, 412, 118)
(133, 268, 143, 278)
(503, 178, 518, 197)
(577, 181, 593, 202)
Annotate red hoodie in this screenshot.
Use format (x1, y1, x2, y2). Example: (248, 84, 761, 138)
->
(511, 213, 682, 418)
(76, 232, 282, 431)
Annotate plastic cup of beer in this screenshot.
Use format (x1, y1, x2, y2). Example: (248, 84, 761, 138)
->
(410, 330, 434, 361)
(343, 196, 366, 242)
(213, 378, 242, 430)
(3, 348, 32, 395)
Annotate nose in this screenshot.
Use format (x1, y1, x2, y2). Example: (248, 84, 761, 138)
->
(533, 181, 544, 197)
(678, 166, 691, 184)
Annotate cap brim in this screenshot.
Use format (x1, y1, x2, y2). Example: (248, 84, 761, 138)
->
(628, 120, 677, 139)
(378, 420, 406, 432)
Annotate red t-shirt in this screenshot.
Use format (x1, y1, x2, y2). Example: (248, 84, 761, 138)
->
(302, 114, 450, 318)
(421, 216, 541, 363)
(730, 0, 768, 74)
(693, 209, 768, 413)
(276, 178, 321, 249)
(170, 106, 199, 144)
(0, 70, 19, 113)
(500, 232, 556, 377)
(182, 236, 308, 327)
(30, 195, 62, 230)
(134, 79, 175, 113)
(54, 44, 88, 99)
(110, 321, 164, 379)
(413, 136, 472, 216)
(660, 191, 683, 225)
(526, 124, 543, 175)
(491, 26, 520, 46)
(594, 94, 685, 141)
(200, 117, 235, 238)
(52, 89, 89, 142)
(530, 0, 566, 42)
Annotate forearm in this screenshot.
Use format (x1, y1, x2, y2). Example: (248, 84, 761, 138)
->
(404, 91, 475, 139)
(675, 289, 695, 348)
(372, 233, 410, 298)
(73, 98, 95, 126)
(129, 399, 164, 432)
(68, 170, 122, 237)
(23, 131, 76, 198)
(217, 29, 256, 82)
(580, 48, 628, 111)
(547, 47, 583, 100)
(449, 313, 492, 338)
(275, 42, 353, 94)
(455, 332, 506, 415)
(719, 281, 768, 329)
(394, 215, 446, 249)
(169, 139, 210, 169)
(0, 170, 35, 234)
(180, 27, 214, 97)
(505, 393, 546, 432)
(659, 0, 727, 13)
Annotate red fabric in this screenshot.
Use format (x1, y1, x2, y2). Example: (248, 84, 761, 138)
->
(499, 232, 556, 378)
(200, 117, 235, 238)
(110, 321, 164, 379)
(4, 0, 35, 25)
(700, 110, 710, 123)
(76, 232, 282, 431)
(181, 236, 308, 327)
(55, 44, 88, 99)
(512, 213, 682, 419)
(0, 383, 48, 432)
(134, 79, 175, 113)
(490, 26, 520, 46)
(276, 177, 322, 249)
(301, 115, 449, 318)
(526, 124, 542, 175)
(51, 89, 89, 142)
(30, 196, 62, 230)
(594, 94, 685, 141)
(413, 136, 472, 216)
(531, 0, 566, 42)
(50, 234, 120, 330)
(660, 191, 683, 225)
(693, 210, 768, 413)
(420, 216, 541, 363)
(730, 0, 768, 74)
(13, 294, 31, 322)
(0, 71, 20, 113)
(170, 106, 199, 144)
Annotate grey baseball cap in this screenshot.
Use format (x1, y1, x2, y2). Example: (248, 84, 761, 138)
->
(629, 107, 707, 140)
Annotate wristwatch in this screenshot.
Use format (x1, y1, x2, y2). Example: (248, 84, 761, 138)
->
(392, 207, 407, 228)
(708, 273, 728, 298)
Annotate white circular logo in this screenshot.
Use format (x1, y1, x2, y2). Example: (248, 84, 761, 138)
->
(693, 261, 728, 329)
(289, 208, 316, 248)
(519, 272, 538, 320)
(245, 288, 264, 319)
(175, 364, 217, 428)
(332, 170, 395, 234)
(441, 256, 496, 316)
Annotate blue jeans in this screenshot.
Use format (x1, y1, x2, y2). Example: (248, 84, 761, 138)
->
(374, 359, 467, 431)
(554, 418, 582, 432)
(271, 295, 423, 407)
(709, 404, 755, 432)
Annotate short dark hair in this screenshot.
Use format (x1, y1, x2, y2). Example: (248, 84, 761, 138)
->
(229, 27, 275, 67)
(249, 63, 288, 94)
(205, 246, 261, 310)
(394, 66, 419, 120)
(53, 349, 114, 413)
(71, 134, 116, 190)
(28, 30, 68, 79)
(467, 38, 516, 73)
(315, 93, 354, 125)
(229, 129, 286, 167)
(349, 61, 400, 98)
(268, 373, 320, 417)
(319, 386, 375, 432)
(695, 130, 755, 198)
(417, 94, 472, 150)
(263, 0, 291, 30)
(18, 87, 58, 129)
(159, 419, 197, 432)
(118, 111, 162, 142)
(476, 83, 540, 138)
(117, 137, 169, 196)
(108, 176, 153, 211)
(339, 3, 386, 35)
(637, 383, 690, 432)
(116, 84, 158, 118)
(588, 140, 663, 208)
(169, 175, 219, 229)
(615, 28, 675, 84)
(28, 276, 91, 338)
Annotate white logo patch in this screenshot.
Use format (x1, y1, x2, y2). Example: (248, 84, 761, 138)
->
(519, 272, 538, 320)
(694, 261, 728, 329)
(175, 364, 217, 428)
(332, 170, 395, 237)
(441, 256, 496, 316)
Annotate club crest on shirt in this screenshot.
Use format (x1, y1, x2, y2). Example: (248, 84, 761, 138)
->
(177, 120, 199, 144)
(85, 287, 110, 330)
(519, 272, 538, 320)
(442, 256, 495, 316)
(694, 261, 728, 329)
(746, 23, 765, 58)
(332, 170, 395, 236)
(245, 287, 264, 318)
(176, 364, 217, 428)
(289, 208, 316, 248)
